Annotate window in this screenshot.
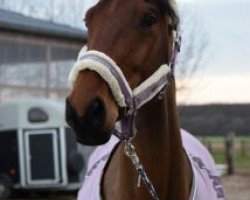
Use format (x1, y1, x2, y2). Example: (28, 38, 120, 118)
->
(28, 107, 49, 123)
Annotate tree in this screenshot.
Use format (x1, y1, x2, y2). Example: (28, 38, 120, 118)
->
(175, 1, 210, 91)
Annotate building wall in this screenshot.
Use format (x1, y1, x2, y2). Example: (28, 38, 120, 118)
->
(0, 31, 83, 101)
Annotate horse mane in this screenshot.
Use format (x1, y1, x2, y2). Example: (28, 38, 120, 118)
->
(155, 0, 179, 28)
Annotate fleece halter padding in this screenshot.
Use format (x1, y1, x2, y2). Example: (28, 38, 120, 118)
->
(69, 47, 173, 140)
(69, 29, 181, 141)
(69, 48, 171, 111)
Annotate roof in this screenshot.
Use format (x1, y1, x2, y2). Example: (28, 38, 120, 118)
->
(0, 8, 87, 40)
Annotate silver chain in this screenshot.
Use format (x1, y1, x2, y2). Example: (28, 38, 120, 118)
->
(124, 141, 160, 200)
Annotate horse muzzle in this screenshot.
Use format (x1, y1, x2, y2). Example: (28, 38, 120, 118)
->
(65, 97, 112, 145)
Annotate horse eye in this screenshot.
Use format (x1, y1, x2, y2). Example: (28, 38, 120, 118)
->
(141, 14, 157, 27)
(83, 18, 89, 28)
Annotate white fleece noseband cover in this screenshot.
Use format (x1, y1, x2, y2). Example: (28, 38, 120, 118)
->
(70, 48, 130, 108)
(69, 47, 171, 110)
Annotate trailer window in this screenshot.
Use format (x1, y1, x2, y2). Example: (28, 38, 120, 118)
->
(28, 107, 48, 123)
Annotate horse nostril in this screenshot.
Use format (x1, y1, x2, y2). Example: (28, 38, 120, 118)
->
(85, 98, 106, 129)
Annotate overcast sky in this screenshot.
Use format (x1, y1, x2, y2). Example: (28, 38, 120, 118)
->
(175, 0, 250, 104)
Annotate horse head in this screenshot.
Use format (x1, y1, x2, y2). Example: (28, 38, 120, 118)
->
(66, 0, 179, 145)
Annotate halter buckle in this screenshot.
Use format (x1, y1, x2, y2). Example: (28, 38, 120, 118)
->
(124, 97, 139, 117)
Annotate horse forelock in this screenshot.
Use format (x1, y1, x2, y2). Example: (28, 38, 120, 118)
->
(87, 0, 179, 23)
(155, 0, 179, 27)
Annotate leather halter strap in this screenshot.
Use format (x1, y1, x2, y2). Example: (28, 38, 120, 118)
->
(69, 53, 170, 140)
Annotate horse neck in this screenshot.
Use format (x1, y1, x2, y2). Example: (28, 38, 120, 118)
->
(103, 79, 191, 200)
(134, 78, 191, 199)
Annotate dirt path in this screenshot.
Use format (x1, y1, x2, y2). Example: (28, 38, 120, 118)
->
(222, 169, 250, 200)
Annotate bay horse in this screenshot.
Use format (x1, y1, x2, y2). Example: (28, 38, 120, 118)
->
(65, 0, 225, 199)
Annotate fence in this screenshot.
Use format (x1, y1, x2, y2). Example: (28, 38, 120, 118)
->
(198, 133, 250, 175)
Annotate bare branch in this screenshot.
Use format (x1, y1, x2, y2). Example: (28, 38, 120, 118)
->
(176, 2, 210, 91)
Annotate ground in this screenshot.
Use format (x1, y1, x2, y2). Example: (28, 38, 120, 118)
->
(222, 169, 250, 200)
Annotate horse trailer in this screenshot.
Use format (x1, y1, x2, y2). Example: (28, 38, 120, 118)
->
(0, 99, 92, 198)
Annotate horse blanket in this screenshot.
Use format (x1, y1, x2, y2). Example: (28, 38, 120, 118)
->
(77, 129, 225, 200)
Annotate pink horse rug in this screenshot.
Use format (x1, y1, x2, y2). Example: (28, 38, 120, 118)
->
(78, 129, 225, 200)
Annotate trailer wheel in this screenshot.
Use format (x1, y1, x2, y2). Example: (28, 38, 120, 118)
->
(0, 178, 10, 199)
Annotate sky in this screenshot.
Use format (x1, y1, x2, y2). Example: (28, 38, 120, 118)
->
(173, 0, 250, 104)
(82, 0, 250, 105)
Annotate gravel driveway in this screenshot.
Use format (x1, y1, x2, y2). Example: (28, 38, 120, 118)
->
(222, 169, 250, 200)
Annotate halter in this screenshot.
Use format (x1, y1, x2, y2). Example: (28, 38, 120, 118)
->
(69, 28, 181, 139)
(69, 19, 181, 200)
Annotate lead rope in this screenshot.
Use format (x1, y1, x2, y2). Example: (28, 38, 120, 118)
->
(124, 140, 160, 200)
(121, 109, 160, 200)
